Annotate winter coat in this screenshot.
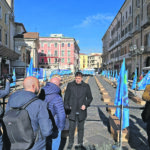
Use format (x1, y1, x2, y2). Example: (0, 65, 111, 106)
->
(64, 81, 93, 121)
(0, 81, 10, 98)
(141, 101, 150, 122)
(42, 82, 66, 131)
(5, 90, 53, 150)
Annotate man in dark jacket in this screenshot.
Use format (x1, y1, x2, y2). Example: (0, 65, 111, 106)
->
(64, 72, 93, 150)
(5, 77, 53, 150)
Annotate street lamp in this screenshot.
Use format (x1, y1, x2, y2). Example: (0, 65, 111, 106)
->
(129, 44, 144, 95)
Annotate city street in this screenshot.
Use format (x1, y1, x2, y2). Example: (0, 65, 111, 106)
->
(63, 75, 149, 150)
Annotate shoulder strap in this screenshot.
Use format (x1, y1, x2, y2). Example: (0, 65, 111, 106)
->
(21, 97, 38, 109)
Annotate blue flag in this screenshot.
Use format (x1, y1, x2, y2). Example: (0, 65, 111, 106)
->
(27, 58, 33, 77)
(131, 69, 137, 90)
(115, 70, 118, 80)
(114, 59, 129, 129)
(44, 70, 47, 81)
(138, 71, 150, 90)
(10, 68, 16, 87)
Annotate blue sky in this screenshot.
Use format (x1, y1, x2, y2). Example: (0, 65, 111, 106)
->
(14, 0, 125, 54)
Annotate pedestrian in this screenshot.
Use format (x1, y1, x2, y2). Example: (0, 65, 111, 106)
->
(5, 77, 53, 150)
(42, 76, 66, 150)
(0, 79, 10, 150)
(141, 84, 150, 148)
(64, 72, 93, 150)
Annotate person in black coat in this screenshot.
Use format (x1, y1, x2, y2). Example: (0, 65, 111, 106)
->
(141, 101, 150, 147)
(64, 72, 93, 150)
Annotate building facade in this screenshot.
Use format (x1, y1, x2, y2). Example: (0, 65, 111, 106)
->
(79, 53, 88, 70)
(0, 0, 19, 75)
(38, 34, 80, 73)
(13, 31, 39, 75)
(88, 53, 102, 70)
(102, 0, 150, 78)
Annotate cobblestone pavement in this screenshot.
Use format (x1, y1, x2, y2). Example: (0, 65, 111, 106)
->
(63, 75, 149, 150)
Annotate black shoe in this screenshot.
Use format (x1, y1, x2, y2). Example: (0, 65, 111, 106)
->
(67, 144, 73, 150)
(75, 144, 86, 150)
(80, 144, 86, 150)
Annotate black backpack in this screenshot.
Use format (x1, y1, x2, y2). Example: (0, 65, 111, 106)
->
(3, 97, 38, 150)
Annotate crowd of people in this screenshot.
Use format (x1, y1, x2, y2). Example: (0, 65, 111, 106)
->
(0, 71, 93, 150)
(1, 71, 150, 150)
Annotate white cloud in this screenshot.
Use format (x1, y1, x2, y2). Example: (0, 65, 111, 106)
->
(74, 13, 114, 28)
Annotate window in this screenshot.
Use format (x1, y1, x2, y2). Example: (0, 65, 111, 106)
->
(117, 21, 120, 29)
(0, 28, 2, 42)
(41, 42, 44, 47)
(128, 23, 132, 32)
(68, 51, 70, 56)
(62, 43, 64, 47)
(5, 33, 7, 45)
(68, 43, 70, 47)
(48, 58, 51, 63)
(135, 15, 140, 27)
(48, 43, 50, 47)
(68, 58, 70, 63)
(122, 16, 124, 23)
(48, 50, 50, 56)
(61, 58, 64, 63)
(55, 43, 57, 48)
(136, 38, 139, 49)
(61, 50, 64, 56)
(136, 0, 140, 8)
(147, 3, 150, 16)
(121, 30, 124, 37)
(41, 58, 44, 63)
(129, 6, 132, 15)
(0, 6, 2, 19)
(54, 50, 57, 56)
(5, 14, 8, 24)
(125, 27, 128, 34)
(126, 11, 128, 19)
(55, 58, 57, 63)
(144, 33, 150, 47)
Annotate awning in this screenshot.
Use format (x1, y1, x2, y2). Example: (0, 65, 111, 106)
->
(0, 45, 20, 60)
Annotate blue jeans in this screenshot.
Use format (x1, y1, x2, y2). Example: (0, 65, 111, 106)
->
(0, 135, 2, 150)
(52, 130, 61, 150)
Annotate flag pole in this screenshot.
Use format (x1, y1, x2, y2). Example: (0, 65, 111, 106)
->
(119, 101, 123, 150)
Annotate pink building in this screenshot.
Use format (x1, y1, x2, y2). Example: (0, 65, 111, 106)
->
(38, 34, 80, 73)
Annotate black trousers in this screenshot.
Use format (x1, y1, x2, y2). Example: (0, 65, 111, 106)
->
(68, 115, 85, 146)
(147, 119, 150, 148)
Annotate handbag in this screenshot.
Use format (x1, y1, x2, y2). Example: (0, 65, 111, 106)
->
(142, 85, 150, 101)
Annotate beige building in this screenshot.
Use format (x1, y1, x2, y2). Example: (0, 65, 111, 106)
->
(88, 53, 102, 70)
(79, 53, 88, 70)
(0, 0, 20, 75)
(13, 30, 39, 75)
(102, 0, 150, 78)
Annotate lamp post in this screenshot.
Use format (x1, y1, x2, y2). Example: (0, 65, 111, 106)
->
(129, 45, 144, 95)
